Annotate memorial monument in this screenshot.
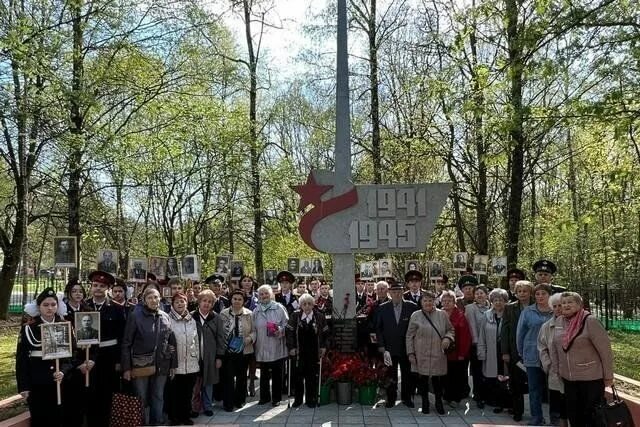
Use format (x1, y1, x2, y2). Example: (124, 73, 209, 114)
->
(293, 0, 451, 344)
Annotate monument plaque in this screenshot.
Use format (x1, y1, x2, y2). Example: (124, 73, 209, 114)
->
(332, 319, 358, 353)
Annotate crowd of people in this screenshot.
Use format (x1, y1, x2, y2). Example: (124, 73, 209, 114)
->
(15, 259, 614, 426)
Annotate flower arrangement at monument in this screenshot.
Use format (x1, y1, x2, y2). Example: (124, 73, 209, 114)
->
(323, 352, 361, 384)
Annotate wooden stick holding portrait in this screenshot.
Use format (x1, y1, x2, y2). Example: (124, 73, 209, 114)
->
(41, 322, 72, 405)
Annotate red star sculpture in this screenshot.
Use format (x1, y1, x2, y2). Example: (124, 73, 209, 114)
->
(292, 172, 333, 211)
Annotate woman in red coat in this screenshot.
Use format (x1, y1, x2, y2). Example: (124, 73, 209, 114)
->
(440, 290, 472, 407)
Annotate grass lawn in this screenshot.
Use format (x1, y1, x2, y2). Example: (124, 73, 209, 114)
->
(610, 330, 640, 382)
(0, 326, 18, 400)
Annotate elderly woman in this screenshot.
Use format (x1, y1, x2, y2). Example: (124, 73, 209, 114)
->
(191, 289, 223, 417)
(551, 292, 614, 427)
(440, 290, 472, 407)
(286, 293, 329, 408)
(406, 291, 455, 415)
(477, 288, 510, 413)
(538, 293, 567, 427)
(121, 287, 176, 426)
(253, 284, 289, 406)
(517, 283, 553, 425)
(218, 290, 255, 412)
(501, 279, 534, 422)
(16, 288, 70, 427)
(168, 292, 200, 425)
(465, 284, 491, 408)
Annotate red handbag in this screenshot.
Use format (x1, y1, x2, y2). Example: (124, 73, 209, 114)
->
(109, 391, 144, 427)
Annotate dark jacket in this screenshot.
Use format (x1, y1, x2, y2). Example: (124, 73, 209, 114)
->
(193, 309, 224, 385)
(500, 299, 533, 360)
(275, 292, 299, 316)
(121, 305, 176, 375)
(403, 290, 423, 306)
(285, 309, 329, 357)
(16, 315, 73, 392)
(376, 299, 418, 356)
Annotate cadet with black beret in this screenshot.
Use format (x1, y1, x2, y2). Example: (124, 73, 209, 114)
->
(16, 288, 71, 427)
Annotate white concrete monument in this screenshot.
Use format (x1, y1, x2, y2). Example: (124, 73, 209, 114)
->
(293, 0, 451, 322)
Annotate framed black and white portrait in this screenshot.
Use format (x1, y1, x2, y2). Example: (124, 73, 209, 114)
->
(473, 255, 489, 275)
(405, 260, 420, 273)
(377, 259, 392, 278)
(74, 312, 100, 346)
(287, 258, 300, 274)
(165, 257, 180, 278)
(264, 269, 277, 286)
(428, 261, 443, 280)
(97, 249, 118, 274)
(41, 322, 73, 360)
(148, 256, 166, 278)
(360, 262, 374, 280)
(215, 256, 230, 275)
(453, 252, 468, 271)
(230, 260, 244, 280)
(161, 286, 171, 298)
(492, 256, 507, 276)
(181, 255, 199, 280)
(54, 237, 77, 268)
(129, 258, 148, 282)
(299, 259, 312, 276)
(311, 258, 324, 276)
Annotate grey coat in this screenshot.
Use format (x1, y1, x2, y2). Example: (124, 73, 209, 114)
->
(477, 308, 504, 378)
(465, 301, 491, 345)
(121, 305, 177, 376)
(406, 309, 455, 376)
(253, 303, 288, 362)
(192, 310, 224, 385)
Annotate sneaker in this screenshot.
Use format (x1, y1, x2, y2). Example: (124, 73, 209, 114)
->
(385, 400, 395, 408)
(493, 407, 504, 414)
(203, 410, 213, 417)
(189, 411, 199, 418)
(528, 418, 545, 426)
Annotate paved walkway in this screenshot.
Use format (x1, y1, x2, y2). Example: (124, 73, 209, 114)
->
(188, 394, 546, 426)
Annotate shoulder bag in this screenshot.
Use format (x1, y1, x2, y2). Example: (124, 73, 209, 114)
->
(422, 310, 456, 354)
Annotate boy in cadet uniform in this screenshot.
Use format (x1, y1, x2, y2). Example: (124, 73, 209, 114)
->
(506, 268, 526, 302)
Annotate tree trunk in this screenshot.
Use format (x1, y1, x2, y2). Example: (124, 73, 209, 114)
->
(243, 0, 263, 281)
(504, 0, 525, 267)
(68, 0, 84, 274)
(469, 8, 487, 255)
(368, 0, 382, 184)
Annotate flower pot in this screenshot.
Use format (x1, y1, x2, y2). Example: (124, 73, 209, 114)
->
(336, 381, 353, 405)
(319, 383, 331, 405)
(358, 385, 377, 405)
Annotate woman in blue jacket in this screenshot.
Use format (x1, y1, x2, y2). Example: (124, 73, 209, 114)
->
(516, 283, 553, 425)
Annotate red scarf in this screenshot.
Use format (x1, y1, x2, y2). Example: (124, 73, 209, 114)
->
(562, 308, 590, 351)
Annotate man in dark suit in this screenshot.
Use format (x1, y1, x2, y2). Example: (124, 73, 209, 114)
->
(402, 270, 424, 305)
(376, 282, 418, 408)
(131, 260, 147, 280)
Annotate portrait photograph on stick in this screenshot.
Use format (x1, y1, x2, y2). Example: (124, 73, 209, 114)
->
(299, 259, 312, 276)
(97, 249, 118, 274)
(53, 236, 77, 268)
(165, 256, 180, 278)
(41, 322, 72, 360)
(492, 255, 508, 276)
(287, 257, 300, 274)
(377, 258, 392, 278)
(405, 259, 420, 273)
(181, 255, 199, 280)
(473, 254, 489, 275)
(148, 256, 166, 278)
(230, 260, 244, 280)
(264, 269, 277, 286)
(360, 262, 374, 279)
(311, 258, 324, 276)
(75, 312, 100, 346)
(215, 255, 230, 275)
(428, 261, 443, 280)
(453, 252, 468, 270)
(128, 257, 148, 282)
